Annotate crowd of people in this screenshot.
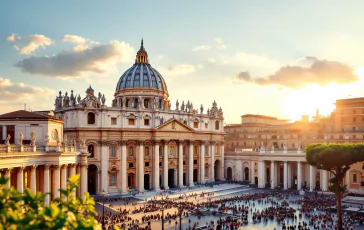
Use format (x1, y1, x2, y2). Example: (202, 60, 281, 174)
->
(94, 187, 364, 230)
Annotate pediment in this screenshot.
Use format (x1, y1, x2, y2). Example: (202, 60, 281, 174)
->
(156, 118, 194, 132)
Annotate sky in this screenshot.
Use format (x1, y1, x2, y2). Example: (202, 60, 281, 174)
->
(1, 0, 364, 124)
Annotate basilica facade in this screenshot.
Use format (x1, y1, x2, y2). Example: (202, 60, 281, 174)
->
(53, 40, 225, 195)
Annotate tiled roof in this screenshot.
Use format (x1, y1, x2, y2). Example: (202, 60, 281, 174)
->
(0, 110, 58, 121)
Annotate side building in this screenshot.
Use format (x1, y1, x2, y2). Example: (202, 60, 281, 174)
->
(0, 110, 89, 203)
(224, 97, 364, 193)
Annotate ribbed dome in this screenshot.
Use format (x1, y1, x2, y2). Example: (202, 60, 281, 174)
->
(115, 63, 168, 92)
(115, 39, 168, 93)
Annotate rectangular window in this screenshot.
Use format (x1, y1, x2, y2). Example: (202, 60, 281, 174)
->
(110, 174, 116, 185)
(353, 174, 358, 183)
(111, 117, 117, 125)
(194, 122, 198, 128)
(144, 119, 150, 126)
(128, 118, 135, 125)
(145, 162, 149, 167)
(194, 160, 197, 165)
(183, 161, 186, 165)
(205, 123, 208, 129)
(111, 146, 116, 157)
(159, 162, 162, 166)
(128, 163, 134, 168)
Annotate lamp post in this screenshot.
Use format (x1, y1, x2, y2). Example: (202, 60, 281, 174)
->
(102, 189, 105, 229)
(178, 199, 184, 230)
(160, 192, 166, 230)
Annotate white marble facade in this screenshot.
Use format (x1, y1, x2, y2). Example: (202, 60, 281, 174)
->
(53, 40, 225, 195)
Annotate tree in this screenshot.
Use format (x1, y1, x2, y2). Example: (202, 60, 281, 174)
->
(305, 143, 364, 230)
(0, 174, 116, 230)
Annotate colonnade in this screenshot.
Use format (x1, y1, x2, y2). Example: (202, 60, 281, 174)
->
(2, 163, 88, 204)
(257, 160, 330, 191)
(98, 139, 225, 194)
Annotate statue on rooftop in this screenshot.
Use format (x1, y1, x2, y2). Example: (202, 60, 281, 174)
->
(30, 131, 37, 146)
(19, 133, 24, 146)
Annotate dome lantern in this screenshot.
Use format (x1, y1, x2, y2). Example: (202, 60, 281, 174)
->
(135, 38, 148, 64)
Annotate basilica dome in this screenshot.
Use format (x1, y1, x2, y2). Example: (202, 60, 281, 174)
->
(115, 40, 168, 94)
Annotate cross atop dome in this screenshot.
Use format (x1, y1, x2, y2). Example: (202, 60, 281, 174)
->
(135, 38, 149, 64)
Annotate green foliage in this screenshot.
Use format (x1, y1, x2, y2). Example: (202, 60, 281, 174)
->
(305, 143, 364, 230)
(0, 174, 102, 230)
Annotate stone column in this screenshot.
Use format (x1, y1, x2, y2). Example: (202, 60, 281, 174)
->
(70, 164, 77, 197)
(178, 141, 184, 187)
(220, 143, 225, 180)
(173, 169, 178, 187)
(283, 161, 288, 190)
(309, 165, 314, 191)
(44, 165, 50, 205)
(121, 141, 128, 194)
(210, 142, 215, 182)
(270, 161, 275, 189)
(153, 141, 160, 191)
(101, 143, 109, 193)
(287, 162, 292, 189)
(17, 167, 24, 193)
(53, 165, 61, 199)
(200, 143, 205, 183)
(30, 165, 37, 194)
(137, 141, 145, 192)
(5, 168, 12, 188)
(80, 164, 87, 199)
(322, 170, 328, 191)
(2, 125, 6, 141)
(250, 161, 255, 184)
(60, 165, 68, 192)
(163, 140, 169, 189)
(297, 162, 302, 191)
(258, 160, 263, 188)
(188, 142, 194, 187)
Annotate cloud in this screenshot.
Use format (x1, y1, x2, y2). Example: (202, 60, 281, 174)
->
(159, 64, 196, 75)
(19, 34, 54, 54)
(0, 78, 54, 101)
(15, 40, 135, 78)
(231, 71, 251, 83)
(62, 34, 87, 44)
(208, 58, 216, 63)
(7, 33, 21, 42)
(232, 57, 358, 88)
(192, 45, 210, 51)
(215, 37, 226, 50)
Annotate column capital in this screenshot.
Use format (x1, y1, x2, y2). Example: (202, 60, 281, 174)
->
(32, 165, 38, 170)
(61, 164, 68, 169)
(271, 160, 275, 163)
(137, 140, 145, 146)
(70, 163, 78, 168)
(6, 167, 13, 173)
(44, 164, 51, 170)
(120, 140, 128, 146)
(53, 165, 61, 170)
(153, 140, 161, 145)
(210, 141, 216, 145)
(18, 166, 25, 172)
(163, 139, 170, 144)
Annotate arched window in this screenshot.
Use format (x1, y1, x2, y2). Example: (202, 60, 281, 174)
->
(129, 146, 134, 156)
(87, 145, 94, 158)
(215, 121, 219, 130)
(111, 146, 116, 158)
(110, 173, 116, 186)
(87, 112, 95, 124)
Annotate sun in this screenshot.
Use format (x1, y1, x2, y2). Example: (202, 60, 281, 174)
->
(281, 84, 353, 121)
